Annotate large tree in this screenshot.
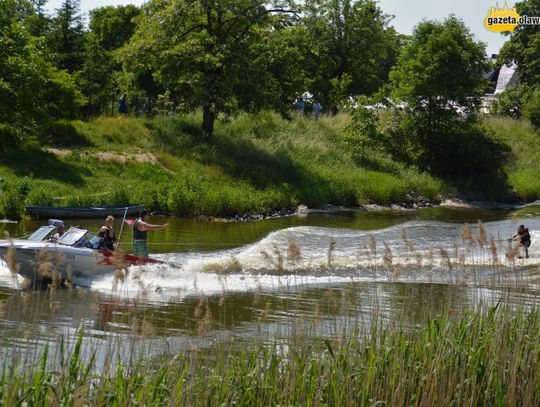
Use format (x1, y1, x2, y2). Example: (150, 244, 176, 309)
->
(301, 0, 400, 105)
(79, 5, 140, 115)
(499, 0, 540, 88)
(0, 0, 83, 146)
(389, 16, 489, 176)
(121, 0, 297, 138)
(89, 5, 140, 51)
(497, 0, 540, 126)
(48, 0, 85, 72)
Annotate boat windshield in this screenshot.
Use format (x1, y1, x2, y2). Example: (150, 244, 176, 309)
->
(28, 226, 56, 241)
(57, 227, 88, 246)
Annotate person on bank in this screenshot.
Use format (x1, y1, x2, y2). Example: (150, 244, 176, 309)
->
(132, 209, 168, 258)
(119, 93, 128, 115)
(510, 224, 531, 258)
(98, 215, 117, 251)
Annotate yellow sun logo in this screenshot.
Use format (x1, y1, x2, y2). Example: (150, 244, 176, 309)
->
(484, 2, 520, 32)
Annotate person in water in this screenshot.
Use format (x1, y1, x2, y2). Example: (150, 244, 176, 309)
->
(510, 224, 531, 258)
(98, 215, 117, 251)
(132, 209, 168, 258)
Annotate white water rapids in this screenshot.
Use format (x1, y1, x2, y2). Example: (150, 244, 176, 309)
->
(2, 218, 535, 301)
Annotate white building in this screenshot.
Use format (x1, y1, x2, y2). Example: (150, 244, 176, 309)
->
(481, 57, 519, 114)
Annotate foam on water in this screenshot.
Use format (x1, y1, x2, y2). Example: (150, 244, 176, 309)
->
(0, 259, 26, 289)
(88, 220, 540, 302)
(1, 219, 539, 301)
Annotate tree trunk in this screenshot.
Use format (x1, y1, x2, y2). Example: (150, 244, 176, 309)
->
(202, 103, 215, 139)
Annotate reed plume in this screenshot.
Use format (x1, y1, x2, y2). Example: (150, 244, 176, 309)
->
(4, 243, 20, 277)
(287, 240, 302, 266)
(194, 296, 205, 319)
(327, 239, 336, 270)
(460, 224, 475, 248)
(261, 245, 286, 274)
(489, 236, 499, 265)
(415, 252, 423, 268)
(393, 263, 401, 279)
(382, 242, 393, 275)
(252, 285, 262, 307)
(476, 220, 488, 247)
(506, 241, 520, 262)
(438, 248, 452, 271)
(197, 301, 213, 335)
(369, 234, 377, 257)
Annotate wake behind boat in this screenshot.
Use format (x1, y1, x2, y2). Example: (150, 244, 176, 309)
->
(25, 204, 145, 219)
(0, 221, 162, 283)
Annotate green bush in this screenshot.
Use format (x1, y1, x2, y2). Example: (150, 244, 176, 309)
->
(108, 187, 130, 205)
(26, 187, 55, 206)
(522, 88, 540, 128)
(1, 191, 24, 220)
(508, 169, 540, 200)
(0, 124, 22, 148)
(167, 181, 200, 215)
(491, 85, 528, 118)
(131, 183, 169, 213)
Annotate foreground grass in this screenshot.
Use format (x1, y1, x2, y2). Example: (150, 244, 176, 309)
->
(2, 306, 540, 406)
(0, 112, 444, 219)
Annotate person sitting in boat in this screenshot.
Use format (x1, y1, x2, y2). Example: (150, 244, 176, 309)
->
(510, 224, 531, 258)
(132, 209, 168, 258)
(98, 215, 117, 251)
(49, 221, 65, 242)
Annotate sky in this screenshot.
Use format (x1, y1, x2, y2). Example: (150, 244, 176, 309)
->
(46, 0, 511, 55)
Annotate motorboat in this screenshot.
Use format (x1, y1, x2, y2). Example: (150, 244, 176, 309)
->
(0, 220, 163, 283)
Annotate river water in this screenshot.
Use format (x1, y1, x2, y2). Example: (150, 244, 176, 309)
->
(1, 205, 539, 364)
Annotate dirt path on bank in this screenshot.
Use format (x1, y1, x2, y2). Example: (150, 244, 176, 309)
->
(46, 148, 158, 164)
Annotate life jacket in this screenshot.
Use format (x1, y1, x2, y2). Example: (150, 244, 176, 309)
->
(99, 225, 116, 250)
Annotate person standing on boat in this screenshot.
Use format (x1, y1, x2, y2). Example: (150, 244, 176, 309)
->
(132, 209, 168, 258)
(98, 215, 117, 251)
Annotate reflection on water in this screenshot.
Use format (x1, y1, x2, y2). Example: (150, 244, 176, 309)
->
(0, 205, 539, 362)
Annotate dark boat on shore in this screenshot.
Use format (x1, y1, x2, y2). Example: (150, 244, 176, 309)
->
(25, 205, 145, 219)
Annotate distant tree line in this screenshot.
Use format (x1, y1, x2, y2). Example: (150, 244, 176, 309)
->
(494, 0, 540, 127)
(0, 0, 537, 144)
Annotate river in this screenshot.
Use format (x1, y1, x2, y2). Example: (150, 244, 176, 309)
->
(0, 205, 539, 365)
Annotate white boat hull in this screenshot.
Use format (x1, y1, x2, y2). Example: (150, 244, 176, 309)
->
(0, 239, 118, 281)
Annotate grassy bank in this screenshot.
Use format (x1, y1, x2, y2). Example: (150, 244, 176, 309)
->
(486, 116, 540, 200)
(0, 113, 537, 219)
(0, 112, 444, 219)
(2, 305, 540, 405)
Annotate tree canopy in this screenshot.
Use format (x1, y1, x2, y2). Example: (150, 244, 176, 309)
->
(388, 16, 497, 178)
(498, 0, 540, 88)
(0, 0, 83, 147)
(2, 0, 538, 144)
(121, 0, 303, 137)
(496, 0, 540, 126)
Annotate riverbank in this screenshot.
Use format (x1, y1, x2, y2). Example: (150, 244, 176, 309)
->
(0, 113, 537, 220)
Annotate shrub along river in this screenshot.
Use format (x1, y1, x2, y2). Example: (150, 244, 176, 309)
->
(0, 205, 539, 366)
